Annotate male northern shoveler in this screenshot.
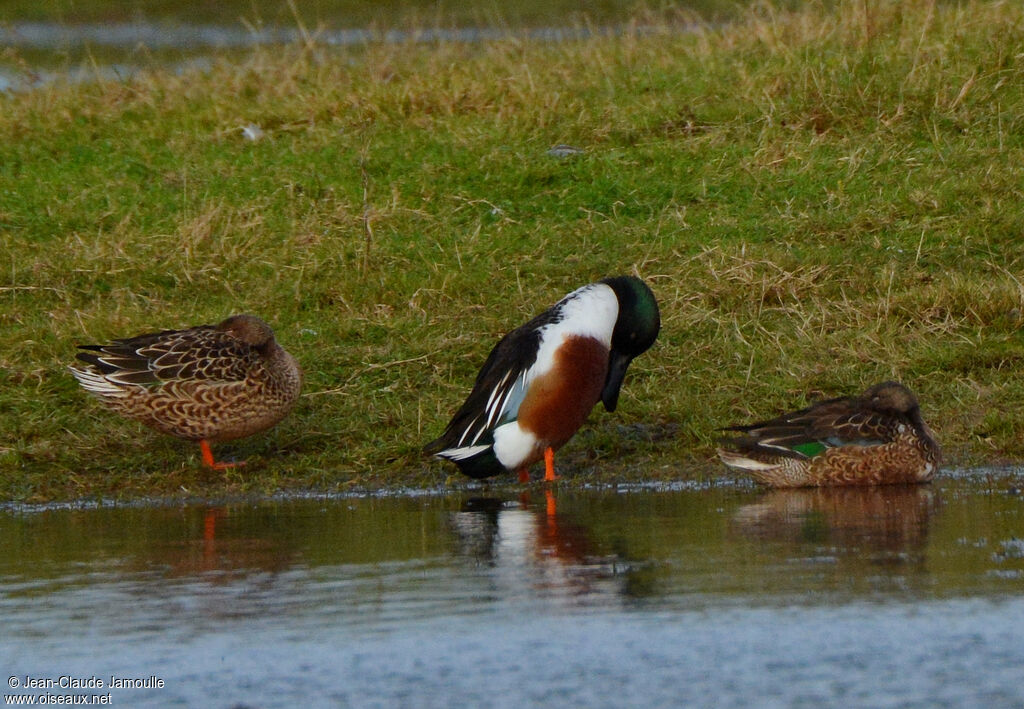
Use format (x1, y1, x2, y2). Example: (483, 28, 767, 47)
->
(69, 314, 302, 469)
(424, 276, 660, 482)
(717, 381, 942, 487)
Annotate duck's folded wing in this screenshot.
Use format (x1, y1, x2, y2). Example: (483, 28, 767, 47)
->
(424, 324, 541, 454)
(723, 397, 891, 457)
(76, 327, 256, 386)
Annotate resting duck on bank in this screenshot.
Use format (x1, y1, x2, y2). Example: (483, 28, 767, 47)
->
(69, 314, 302, 469)
(718, 381, 941, 487)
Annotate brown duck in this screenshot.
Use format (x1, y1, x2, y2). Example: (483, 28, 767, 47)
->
(69, 314, 302, 468)
(717, 381, 942, 487)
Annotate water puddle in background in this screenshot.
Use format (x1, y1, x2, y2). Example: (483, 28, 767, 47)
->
(0, 21, 684, 91)
(1, 470, 1023, 707)
(0, 22, 634, 50)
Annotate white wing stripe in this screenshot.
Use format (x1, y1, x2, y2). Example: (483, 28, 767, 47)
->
(452, 366, 530, 449)
(456, 412, 483, 447)
(759, 442, 809, 458)
(482, 370, 512, 428)
(439, 444, 491, 461)
(483, 377, 514, 431)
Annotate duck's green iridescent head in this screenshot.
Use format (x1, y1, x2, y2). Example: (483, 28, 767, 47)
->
(602, 275, 661, 357)
(599, 276, 660, 412)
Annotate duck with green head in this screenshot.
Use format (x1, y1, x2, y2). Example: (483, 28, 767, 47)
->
(425, 276, 660, 482)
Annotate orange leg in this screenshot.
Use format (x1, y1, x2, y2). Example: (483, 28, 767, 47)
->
(545, 488, 556, 517)
(202, 508, 226, 567)
(199, 440, 245, 470)
(517, 468, 530, 484)
(203, 508, 219, 541)
(543, 447, 557, 482)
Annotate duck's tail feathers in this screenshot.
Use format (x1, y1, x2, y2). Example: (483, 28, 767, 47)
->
(426, 440, 505, 479)
(67, 365, 125, 399)
(717, 448, 780, 472)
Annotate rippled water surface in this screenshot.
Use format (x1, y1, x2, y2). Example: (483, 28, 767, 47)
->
(2, 471, 1023, 707)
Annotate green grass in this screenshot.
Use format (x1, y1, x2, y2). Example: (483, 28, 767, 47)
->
(2, 0, 1024, 501)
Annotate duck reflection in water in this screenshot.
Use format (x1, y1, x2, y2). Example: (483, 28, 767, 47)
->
(122, 505, 298, 582)
(203, 507, 224, 567)
(732, 485, 939, 566)
(448, 491, 641, 602)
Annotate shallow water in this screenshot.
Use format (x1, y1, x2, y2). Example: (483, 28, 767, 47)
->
(2, 471, 1023, 707)
(0, 22, 636, 91)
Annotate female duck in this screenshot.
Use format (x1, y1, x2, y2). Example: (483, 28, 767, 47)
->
(718, 381, 941, 487)
(69, 314, 302, 468)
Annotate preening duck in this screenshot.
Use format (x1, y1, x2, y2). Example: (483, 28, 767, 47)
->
(425, 276, 660, 482)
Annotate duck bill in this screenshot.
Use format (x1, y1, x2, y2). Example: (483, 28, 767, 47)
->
(601, 351, 633, 412)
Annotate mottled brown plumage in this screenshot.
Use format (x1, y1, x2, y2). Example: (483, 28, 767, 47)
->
(69, 314, 302, 468)
(717, 382, 942, 487)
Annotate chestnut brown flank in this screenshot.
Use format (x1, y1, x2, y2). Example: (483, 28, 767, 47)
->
(516, 336, 609, 459)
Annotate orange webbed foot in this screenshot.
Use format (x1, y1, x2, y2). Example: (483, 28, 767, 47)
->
(210, 460, 246, 470)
